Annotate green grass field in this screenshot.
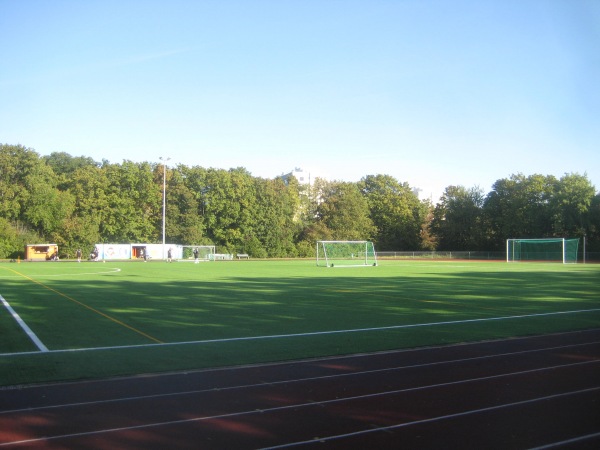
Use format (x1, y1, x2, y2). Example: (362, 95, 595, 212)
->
(1, 259, 599, 386)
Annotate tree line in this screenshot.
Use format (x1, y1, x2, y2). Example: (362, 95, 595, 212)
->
(1, 144, 598, 259)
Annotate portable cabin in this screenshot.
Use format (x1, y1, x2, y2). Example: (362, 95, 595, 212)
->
(25, 244, 59, 261)
(92, 243, 183, 260)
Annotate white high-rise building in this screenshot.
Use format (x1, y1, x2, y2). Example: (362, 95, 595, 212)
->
(281, 167, 310, 185)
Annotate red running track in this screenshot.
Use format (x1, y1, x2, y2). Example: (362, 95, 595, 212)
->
(1, 329, 599, 449)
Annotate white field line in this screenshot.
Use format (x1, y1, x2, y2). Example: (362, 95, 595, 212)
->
(0, 295, 48, 352)
(0, 267, 121, 354)
(2, 307, 600, 357)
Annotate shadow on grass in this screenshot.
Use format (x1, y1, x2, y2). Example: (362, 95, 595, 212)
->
(1, 263, 599, 385)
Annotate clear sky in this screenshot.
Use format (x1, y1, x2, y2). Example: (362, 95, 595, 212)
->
(1, 0, 598, 201)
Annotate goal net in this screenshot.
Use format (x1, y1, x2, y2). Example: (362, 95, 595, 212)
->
(180, 245, 216, 262)
(316, 241, 377, 267)
(506, 238, 579, 263)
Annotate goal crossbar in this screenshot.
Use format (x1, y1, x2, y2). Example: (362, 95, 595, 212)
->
(506, 238, 579, 264)
(316, 240, 377, 267)
(179, 245, 216, 262)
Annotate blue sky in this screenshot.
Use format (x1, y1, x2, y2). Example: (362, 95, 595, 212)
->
(1, 0, 598, 201)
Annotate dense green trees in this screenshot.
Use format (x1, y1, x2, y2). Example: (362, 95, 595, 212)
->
(162, 166, 205, 246)
(360, 175, 427, 250)
(314, 179, 377, 241)
(434, 173, 599, 252)
(0, 143, 598, 259)
(431, 186, 486, 251)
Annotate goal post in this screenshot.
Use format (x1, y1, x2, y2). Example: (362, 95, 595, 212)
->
(506, 238, 579, 264)
(179, 245, 216, 262)
(316, 240, 377, 267)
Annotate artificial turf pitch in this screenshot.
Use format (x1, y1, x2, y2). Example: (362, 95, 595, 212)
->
(1, 259, 599, 386)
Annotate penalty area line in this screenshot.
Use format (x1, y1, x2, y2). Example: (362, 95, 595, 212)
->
(0, 294, 48, 352)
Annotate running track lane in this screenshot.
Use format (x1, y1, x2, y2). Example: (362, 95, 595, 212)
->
(1, 329, 599, 449)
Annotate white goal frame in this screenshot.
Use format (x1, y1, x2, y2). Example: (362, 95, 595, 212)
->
(179, 245, 216, 262)
(316, 240, 378, 268)
(506, 238, 579, 264)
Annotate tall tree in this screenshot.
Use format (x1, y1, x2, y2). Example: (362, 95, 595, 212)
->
(101, 161, 161, 242)
(315, 180, 376, 241)
(0, 144, 44, 221)
(431, 185, 485, 250)
(483, 174, 556, 248)
(43, 152, 99, 178)
(60, 164, 112, 253)
(248, 176, 300, 257)
(360, 174, 427, 250)
(162, 166, 205, 245)
(551, 173, 596, 237)
(588, 194, 600, 252)
(193, 167, 256, 252)
(23, 167, 74, 238)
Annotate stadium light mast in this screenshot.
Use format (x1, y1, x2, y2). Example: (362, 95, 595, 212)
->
(159, 157, 171, 260)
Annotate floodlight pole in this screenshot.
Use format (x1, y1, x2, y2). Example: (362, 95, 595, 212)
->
(160, 157, 171, 260)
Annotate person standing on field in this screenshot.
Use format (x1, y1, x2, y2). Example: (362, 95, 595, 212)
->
(193, 248, 199, 263)
(167, 247, 172, 263)
(76, 248, 82, 263)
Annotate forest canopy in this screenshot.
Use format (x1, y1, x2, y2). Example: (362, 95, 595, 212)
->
(1, 144, 598, 259)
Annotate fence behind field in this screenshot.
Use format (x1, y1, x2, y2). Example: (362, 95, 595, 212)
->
(377, 251, 600, 262)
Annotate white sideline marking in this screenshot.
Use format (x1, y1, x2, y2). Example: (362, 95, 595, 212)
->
(1, 362, 598, 447)
(1, 307, 600, 357)
(0, 295, 48, 352)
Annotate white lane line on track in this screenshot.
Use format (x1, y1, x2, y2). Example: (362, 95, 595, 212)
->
(529, 431, 600, 449)
(262, 385, 600, 449)
(2, 339, 599, 415)
(1, 364, 599, 447)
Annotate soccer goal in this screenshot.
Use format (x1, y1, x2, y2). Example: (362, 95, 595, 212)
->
(180, 245, 216, 262)
(506, 238, 579, 264)
(316, 241, 378, 267)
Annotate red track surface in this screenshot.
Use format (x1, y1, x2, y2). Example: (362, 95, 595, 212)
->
(1, 329, 599, 449)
